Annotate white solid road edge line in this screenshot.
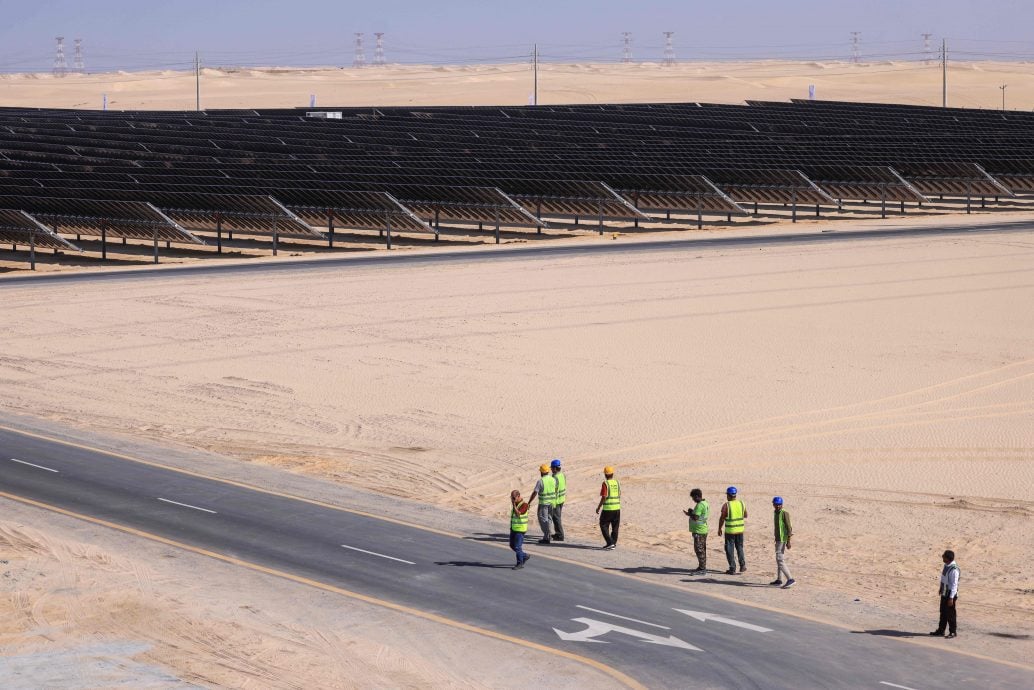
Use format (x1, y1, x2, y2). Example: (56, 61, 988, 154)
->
(157, 497, 218, 514)
(341, 544, 416, 565)
(10, 458, 59, 473)
(880, 682, 921, 690)
(575, 604, 671, 630)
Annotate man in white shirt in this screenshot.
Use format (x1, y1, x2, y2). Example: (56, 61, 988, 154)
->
(930, 549, 960, 639)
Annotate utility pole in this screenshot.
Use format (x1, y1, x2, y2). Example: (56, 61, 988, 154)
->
(921, 33, 933, 65)
(850, 31, 861, 63)
(663, 31, 675, 66)
(53, 37, 67, 77)
(622, 32, 632, 63)
(73, 38, 84, 73)
(1000, 84, 1007, 111)
(195, 51, 201, 111)
(942, 39, 947, 108)
(532, 43, 538, 105)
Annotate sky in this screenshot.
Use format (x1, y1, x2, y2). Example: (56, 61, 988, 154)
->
(1, 0, 1032, 72)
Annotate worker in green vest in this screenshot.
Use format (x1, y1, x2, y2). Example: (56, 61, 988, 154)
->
(509, 489, 531, 570)
(529, 464, 557, 544)
(595, 466, 621, 550)
(717, 486, 747, 575)
(771, 496, 795, 588)
(550, 459, 566, 542)
(683, 488, 709, 574)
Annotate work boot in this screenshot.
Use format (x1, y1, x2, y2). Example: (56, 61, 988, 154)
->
(770, 579, 783, 586)
(513, 561, 524, 570)
(928, 631, 945, 637)
(537, 538, 551, 544)
(782, 579, 796, 589)
(725, 568, 737, 575)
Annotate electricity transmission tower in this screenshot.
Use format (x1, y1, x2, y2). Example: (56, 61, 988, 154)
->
(53, 36, 67, 76)
(663, 31, 675, 66)
(374, 32, 385, 66)
(73, 38, 84, 73)
(922, 33, 933, 64)
(353, 33, 366, 68)
(622, 32, 632, 63)
(850, 32, 861, 63)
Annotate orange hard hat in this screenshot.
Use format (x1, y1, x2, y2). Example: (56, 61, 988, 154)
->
(604, 466, 615, 475)
(539, 464, 550, 474)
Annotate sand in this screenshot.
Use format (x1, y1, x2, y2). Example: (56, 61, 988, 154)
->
(2, 217, 1033, 677)
(1, 60, 1033, 111)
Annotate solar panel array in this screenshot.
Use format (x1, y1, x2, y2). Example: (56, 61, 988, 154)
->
(1, 99, 1031, 269)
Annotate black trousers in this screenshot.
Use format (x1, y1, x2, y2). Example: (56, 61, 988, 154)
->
(937, 595, 958, 634)
(599, 509, 620, 546)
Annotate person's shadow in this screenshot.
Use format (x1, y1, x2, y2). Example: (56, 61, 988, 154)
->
(463, 532, 509, 543)
(851, 630, 929, 638)
(435, 560, 512, 569)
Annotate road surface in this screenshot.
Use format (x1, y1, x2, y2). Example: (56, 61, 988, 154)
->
(1, 424, 1030, 689)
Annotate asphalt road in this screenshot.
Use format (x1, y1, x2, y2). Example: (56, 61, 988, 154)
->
(1, 426, 1030, 689)
(1, 218, 1032, 286)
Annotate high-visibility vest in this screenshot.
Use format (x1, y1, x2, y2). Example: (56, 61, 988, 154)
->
(511, 503, 529, 533)
(602, 478, 621, 511)
(774, 508, 790, 542)
(689, 499, 709, 534)
(554, 472, 567, 505)
(539, 475, 558, 506)
(725, 500, 745, 534)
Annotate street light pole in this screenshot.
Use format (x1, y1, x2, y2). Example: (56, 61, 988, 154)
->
(533, 43, 538, 106)
(195, 51, 201, 111)
(941, 39, 947, 108)
(1000, 84, 1007, 111)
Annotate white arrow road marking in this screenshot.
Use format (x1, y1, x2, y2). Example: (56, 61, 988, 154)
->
(157, 497, 217, 514)
(880, 682, 921, 690)
(675, 609, 773, 633)
(10, 458, 59, 473)
(575, 605, 670, 629)
(554, 617, 700, 650)
(341, 544, 415, 565)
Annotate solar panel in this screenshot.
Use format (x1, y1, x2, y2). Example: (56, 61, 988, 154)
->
(0, 208, 81, 251)
(0, 195, 203, 244)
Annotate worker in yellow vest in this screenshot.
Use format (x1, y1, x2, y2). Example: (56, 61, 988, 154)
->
(529, 464, 557, 544)
(550, 459, 566, 542)
(595, 466, 621, 550)
(509, 489, 531, 570)
(683, 488, 709, 574)
(717, 486, 748, 575)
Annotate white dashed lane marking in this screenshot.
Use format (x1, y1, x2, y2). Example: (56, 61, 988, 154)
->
(341, 544, 415, 565)
(10, 458, 59, 473)
(157, 497, 217, 514)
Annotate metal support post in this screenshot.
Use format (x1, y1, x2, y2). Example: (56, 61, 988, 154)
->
(900, 200, 905, 214)
(966, 182, 971, 214)
(385, 209, 392, 249)
(272, 215, 279, 255)
(101, 224, 107, 260)
(597, 199, 604, 236)
(216, 215, 222, 253)
(29, 232, 36, 270)
(880, 186, 887, 219)
(494, 208, 500, 244)
(153, 228, 159, 264)
(815, 204, 820, 217)
(754, 201, 759, 215)
(791, 188, 797, 223)
(327, 211, 335, 248)
(434, 209, 440, 241)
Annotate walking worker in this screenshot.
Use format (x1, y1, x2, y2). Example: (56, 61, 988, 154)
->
(770, 496, 796, 589)
(529, 464, 557, 544)
(550, 459, 566, 542)
(595, 466, 621, 550)
(683, 488, 709, 574)
(717, 486, 747, 574)
(930, 550, 960, 638)
(509, 490, 531, 570)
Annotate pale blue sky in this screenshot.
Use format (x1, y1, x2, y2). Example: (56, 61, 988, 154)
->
(1, 0, 1031, 71)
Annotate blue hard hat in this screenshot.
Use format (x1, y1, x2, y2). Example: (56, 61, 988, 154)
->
(550, 459, 562, 469)
(773, 496, 784, 506)
(726, 486, 738, 495)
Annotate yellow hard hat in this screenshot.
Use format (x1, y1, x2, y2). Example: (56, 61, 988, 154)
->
(539, 464, 550, 474)
(604, 466, 615, 475)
